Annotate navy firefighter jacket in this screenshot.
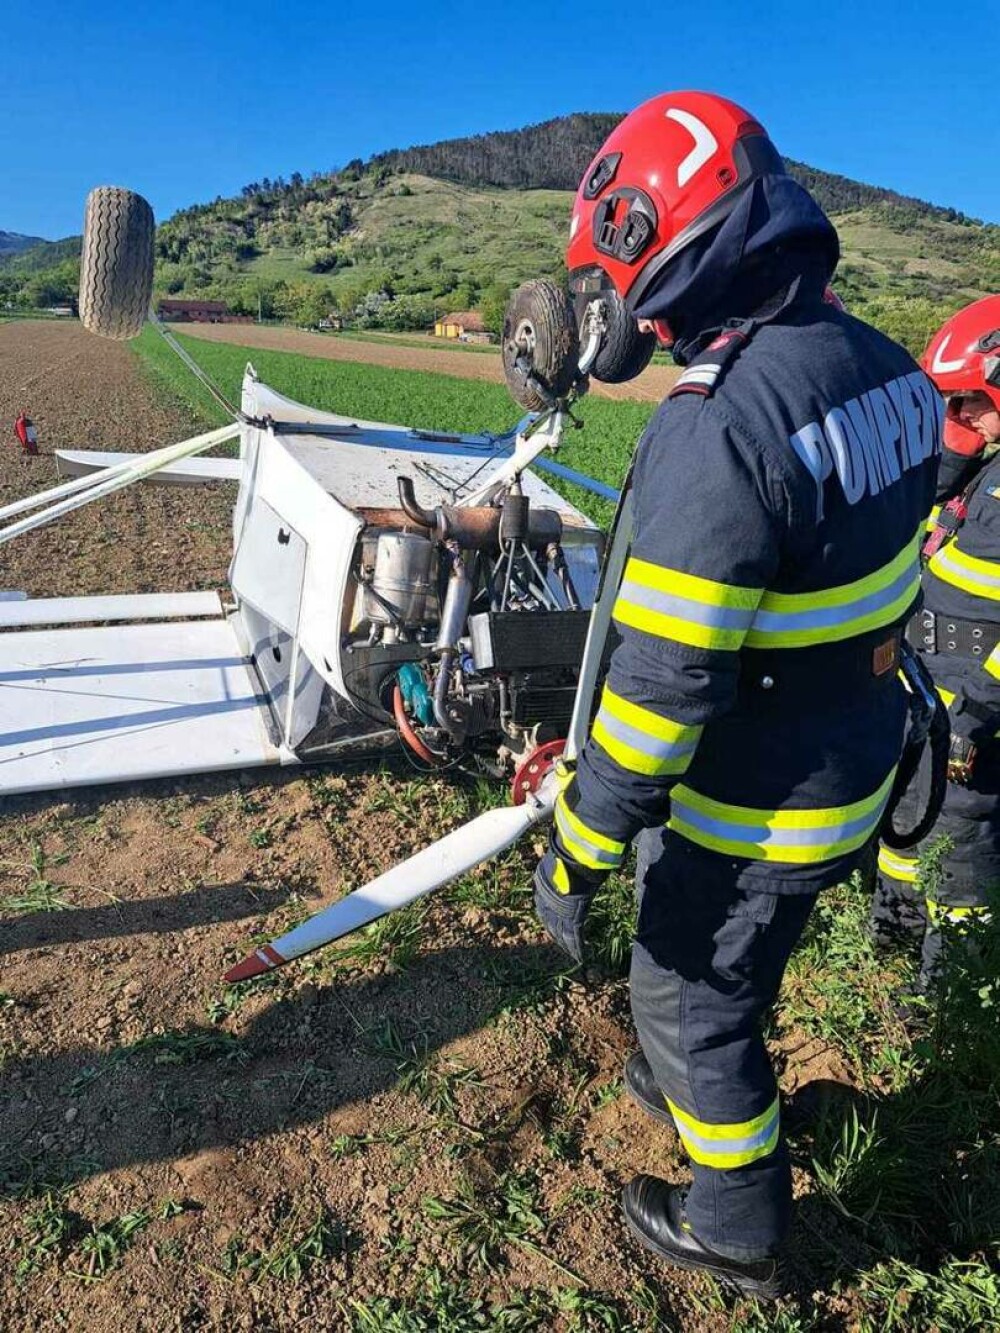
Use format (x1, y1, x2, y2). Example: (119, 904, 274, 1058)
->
(918, 442, 1000, 745)
(555, 302, 943, 892)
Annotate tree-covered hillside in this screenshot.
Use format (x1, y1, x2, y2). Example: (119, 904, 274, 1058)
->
(0, 235, 81, 309)
(0, 231, 46, 256)
(4, 112, 999, 355)
(371, 112, 980, 225)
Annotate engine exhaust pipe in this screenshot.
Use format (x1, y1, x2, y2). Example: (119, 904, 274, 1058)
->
(398, 476, 438, 529)
(397, 477, 561, 550)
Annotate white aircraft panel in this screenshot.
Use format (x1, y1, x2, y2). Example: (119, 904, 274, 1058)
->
(0, 619, 284, 796)
(55, 451, 241, 485)
(0, 591, 223, 629)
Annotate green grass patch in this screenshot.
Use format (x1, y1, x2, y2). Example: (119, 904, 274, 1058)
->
(1, 843, 71, 915)
(219, 1202, 344, 1284)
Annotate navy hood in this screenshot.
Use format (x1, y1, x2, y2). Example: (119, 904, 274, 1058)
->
(632, 174, 840, 365)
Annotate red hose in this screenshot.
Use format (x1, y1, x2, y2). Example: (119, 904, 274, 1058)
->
(392, 684, 439, 765)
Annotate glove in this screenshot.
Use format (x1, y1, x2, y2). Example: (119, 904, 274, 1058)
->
(534, 757, 614, 964)
(947, 733, 978, 786)
(533, 846, 601, 965)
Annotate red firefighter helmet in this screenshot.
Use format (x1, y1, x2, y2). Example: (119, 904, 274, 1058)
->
(566, 91, 787, 311)
(922, 296, 1000, 455)
(922, 295, 1000, 411)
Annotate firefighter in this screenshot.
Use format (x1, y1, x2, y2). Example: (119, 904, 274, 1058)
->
(531, 92, 941, 1296)
(873, 296, 1000, 989)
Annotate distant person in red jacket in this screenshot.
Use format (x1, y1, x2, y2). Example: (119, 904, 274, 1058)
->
(14, 413, 38, 456)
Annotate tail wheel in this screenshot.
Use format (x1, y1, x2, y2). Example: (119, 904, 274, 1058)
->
(502, 280, 580, 411)
(78, 187, 155, 340)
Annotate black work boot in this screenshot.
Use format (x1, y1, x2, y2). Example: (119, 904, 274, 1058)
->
(621, 1175, 783, 1300)
(624, 1050, 674, 1128)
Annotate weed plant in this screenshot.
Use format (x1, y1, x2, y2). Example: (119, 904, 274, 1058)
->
(219, 1202, 343, 1283)
(2, 843, 71, 914)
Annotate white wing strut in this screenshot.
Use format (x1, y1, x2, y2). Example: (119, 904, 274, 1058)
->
(0, 423, 239, 544)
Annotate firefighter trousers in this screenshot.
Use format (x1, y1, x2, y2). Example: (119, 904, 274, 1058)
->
(630, 829, 816, 1262)
(874, 698, 998, 988)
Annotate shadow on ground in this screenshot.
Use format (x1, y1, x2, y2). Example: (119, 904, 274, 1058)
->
(0, 941, 561, 1196)
(0, 880, 291, 955)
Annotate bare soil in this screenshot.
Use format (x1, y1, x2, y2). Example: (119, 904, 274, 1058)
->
(0, 323, 849, 1331)
(176, 323, 681, 404)
(0, 322, 233, 599)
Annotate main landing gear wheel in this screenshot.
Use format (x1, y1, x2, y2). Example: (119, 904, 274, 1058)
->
(502, 279, 580, 411)
(79, 187, 155, 341)
(578, 288, 657, 384)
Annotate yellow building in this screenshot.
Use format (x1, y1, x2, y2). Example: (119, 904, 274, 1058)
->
(433, 310, 491, 341)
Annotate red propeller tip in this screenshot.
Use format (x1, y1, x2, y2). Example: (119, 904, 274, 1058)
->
(223, 945, 285, 983)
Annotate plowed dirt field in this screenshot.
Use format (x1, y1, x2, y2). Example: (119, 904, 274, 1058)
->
(0, 321, 232, 599)
(0, 322, 859, 1331)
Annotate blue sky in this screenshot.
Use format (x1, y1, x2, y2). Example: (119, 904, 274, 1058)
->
(2, 0, 994, 238)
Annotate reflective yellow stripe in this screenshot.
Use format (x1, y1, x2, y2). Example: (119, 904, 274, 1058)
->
(928, 538, 1000, 601)
(554, 794, 625, 872)
(552, 857, 571, 894)
(986, 645, 1000, 680)
(615, 531, 920, 654)
(927, 900, 992, 925)
(613, 558, 762, 651)
(668, 769, 896, 864)
(668, 1096, 780, 1169)
(745, 529, 922, 649)
(878, 846, 918, 883)
(926, 504, 942, 534)
(591, 684, 702, 777)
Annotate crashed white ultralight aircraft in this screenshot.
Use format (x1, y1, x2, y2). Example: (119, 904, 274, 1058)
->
(1, 187, 639, 979)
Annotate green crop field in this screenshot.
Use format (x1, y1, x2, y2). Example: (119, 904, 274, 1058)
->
(128, 328, 1000, 1331)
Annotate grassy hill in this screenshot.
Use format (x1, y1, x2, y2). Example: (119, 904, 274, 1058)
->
(5, 112, 1000, 354)
(151, 169, 1000, 354)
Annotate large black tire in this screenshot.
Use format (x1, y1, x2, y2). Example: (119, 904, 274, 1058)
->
(502, 279, 580, 412)
(79, 187, 155, 340)
(578, 289, 657, 384)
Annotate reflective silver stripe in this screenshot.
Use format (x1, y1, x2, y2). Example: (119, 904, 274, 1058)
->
(554, 801, 624, 869)
(677, 365, 720, 385)
(931, 545, 1000, 592)
(594, 708, 698, 766)
(616, 580, 758, 631)
(675, 1112, 779, 1159)
(667, 1096, 781, 1168)
(673, 798, 885, 847)
(669, 770, 896, 864)
(749, 562, 917, 633)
